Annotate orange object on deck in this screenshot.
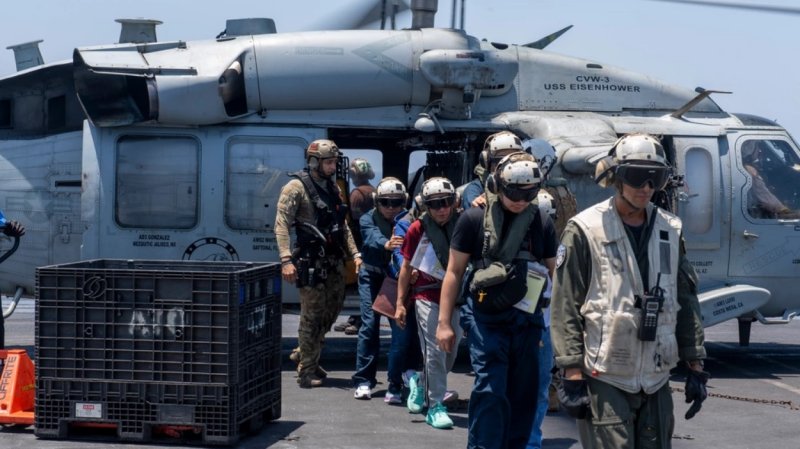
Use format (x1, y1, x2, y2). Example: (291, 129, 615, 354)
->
(0, 349, 35, 425)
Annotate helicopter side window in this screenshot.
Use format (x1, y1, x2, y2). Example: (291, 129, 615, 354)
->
(226, 137, 307, 231)
(116, 136, 199, 229)
(740, 139, 800, 219)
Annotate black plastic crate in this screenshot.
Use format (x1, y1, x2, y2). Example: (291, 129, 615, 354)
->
(34, 259, 282, 445)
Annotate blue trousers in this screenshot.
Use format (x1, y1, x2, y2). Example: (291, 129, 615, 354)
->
(352, 269, 420, 390)
(461, 304, 542, 449)
(527, 326, 553, 449)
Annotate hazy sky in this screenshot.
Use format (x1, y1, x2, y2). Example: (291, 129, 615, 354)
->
(1, 0, 798, 137)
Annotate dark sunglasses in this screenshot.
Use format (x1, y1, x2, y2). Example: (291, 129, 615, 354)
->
(424, 196, 455, 210)
(616, 164, 671, 190)
(502, 185, 539, 203)
(378, 197, 405, 208)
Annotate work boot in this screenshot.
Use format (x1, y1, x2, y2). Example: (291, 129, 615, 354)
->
(297, 374, 324, 389)
(315, 366, 328, 379)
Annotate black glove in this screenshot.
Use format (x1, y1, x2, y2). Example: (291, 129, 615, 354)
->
(2, 221, 24, 238)
(684, 368, 710, 420)
(557, 378, 591, 419)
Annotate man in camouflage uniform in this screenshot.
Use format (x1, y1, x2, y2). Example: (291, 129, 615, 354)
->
(275, 139, 362, 388)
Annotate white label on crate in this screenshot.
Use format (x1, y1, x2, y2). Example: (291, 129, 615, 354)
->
(75, 402, 103, 419)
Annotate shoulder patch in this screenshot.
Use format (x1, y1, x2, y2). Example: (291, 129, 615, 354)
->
(556, 244, 567, 269)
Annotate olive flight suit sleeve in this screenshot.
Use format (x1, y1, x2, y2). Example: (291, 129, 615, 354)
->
(274, 180, 304, 260)
(551, 221, 592, 370)
(343, 219, 359, 259)
(675, 234, 707, 361)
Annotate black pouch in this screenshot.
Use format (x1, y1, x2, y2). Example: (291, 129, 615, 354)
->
(472, 259, 528, 314)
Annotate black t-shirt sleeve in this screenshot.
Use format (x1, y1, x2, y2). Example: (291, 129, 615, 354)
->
(451, 207, 484, 256)
(539, 214, 559, 259)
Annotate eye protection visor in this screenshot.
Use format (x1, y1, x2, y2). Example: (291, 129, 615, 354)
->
(424, 195, 455, 210)
(502, 185, 540, 203)
(616, 164, 671, 190)
(378, 197, 405, 208)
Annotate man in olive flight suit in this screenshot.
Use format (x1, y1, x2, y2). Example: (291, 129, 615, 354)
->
(275, 139, 362, 388)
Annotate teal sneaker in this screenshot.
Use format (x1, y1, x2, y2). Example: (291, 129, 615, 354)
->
(406, 373, 424, 413)
(426, 402, 454, 429)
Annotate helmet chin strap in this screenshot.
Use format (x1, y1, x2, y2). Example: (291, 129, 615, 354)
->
(617, 188, 645, 215)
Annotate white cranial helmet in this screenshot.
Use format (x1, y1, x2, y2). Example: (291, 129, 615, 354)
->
(497, 153, 542, 187)
(375, 177, 407, 198)
(421, 177, 456, 200)
(536, 190, 557, 220)
(612, 134, 668, 166)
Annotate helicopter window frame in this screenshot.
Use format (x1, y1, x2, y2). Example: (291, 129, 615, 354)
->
(737, 137, 800, 221)
(114, 135, 200, 229)
(224, 136, 308, 231)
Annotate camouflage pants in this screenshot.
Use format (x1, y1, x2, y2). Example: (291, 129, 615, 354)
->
(297, 262, 346, 378)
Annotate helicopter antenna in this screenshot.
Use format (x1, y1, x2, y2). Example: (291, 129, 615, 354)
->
(523, 25, 574, 49)
(670, 87, 731, 119)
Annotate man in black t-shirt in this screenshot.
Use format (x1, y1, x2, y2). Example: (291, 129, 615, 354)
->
(437, 152, 558, 449)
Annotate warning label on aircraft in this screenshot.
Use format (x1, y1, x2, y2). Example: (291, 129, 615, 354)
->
(710, 296, 745, 318)
(543, 75, 640, 93)
(133, 233, 176, 248)
(252, 236, 277, 251)
(689, 260, 713, 274)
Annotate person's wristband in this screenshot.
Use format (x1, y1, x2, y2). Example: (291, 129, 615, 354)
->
(281, 259, 293, 266)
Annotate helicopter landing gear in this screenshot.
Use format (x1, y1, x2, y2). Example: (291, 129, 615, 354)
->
(737, 316, 755, 347)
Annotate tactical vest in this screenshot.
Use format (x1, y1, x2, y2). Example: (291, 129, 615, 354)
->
(571, 198, 681, 394)
(288, 169, 348, 257)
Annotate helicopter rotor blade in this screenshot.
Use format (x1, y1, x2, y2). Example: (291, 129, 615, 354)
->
(316, 0, 411, 31)
(650, 0, 800, 15)
(523, 25, 574, 50)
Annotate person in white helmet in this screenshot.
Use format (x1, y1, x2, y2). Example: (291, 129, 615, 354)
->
(437, 150, 558, 449)
(460, 131, 525, 210)
(352, 177, 420, 403)
(551, 133, 707, 449)
(395, 176, 462, 429)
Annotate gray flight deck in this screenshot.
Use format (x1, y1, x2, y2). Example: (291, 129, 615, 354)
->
(2, 297, 799, 448)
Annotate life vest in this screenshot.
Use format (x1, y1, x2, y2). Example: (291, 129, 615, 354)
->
(571, 198, 681, 394)
(419, 210, 458, 268)
(470, 195, 541, 313)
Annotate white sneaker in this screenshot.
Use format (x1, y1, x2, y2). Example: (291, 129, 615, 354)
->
(354, 382, 372, 400)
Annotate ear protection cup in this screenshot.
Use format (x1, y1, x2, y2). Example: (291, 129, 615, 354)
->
(485, 173, 498, 194)
(594, 155, 616, 188)
(478, 150, 490, 170)
(307, 156, 319, 170)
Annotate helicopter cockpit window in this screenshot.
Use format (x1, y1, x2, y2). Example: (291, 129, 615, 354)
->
(116, 136, 199, 229)
(740, 139, 800, 219)
(0, 99, 11, 128)
(226, 137, 307, 231)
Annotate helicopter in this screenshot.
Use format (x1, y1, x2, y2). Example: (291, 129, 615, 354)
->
(0, 0, 798, 348)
